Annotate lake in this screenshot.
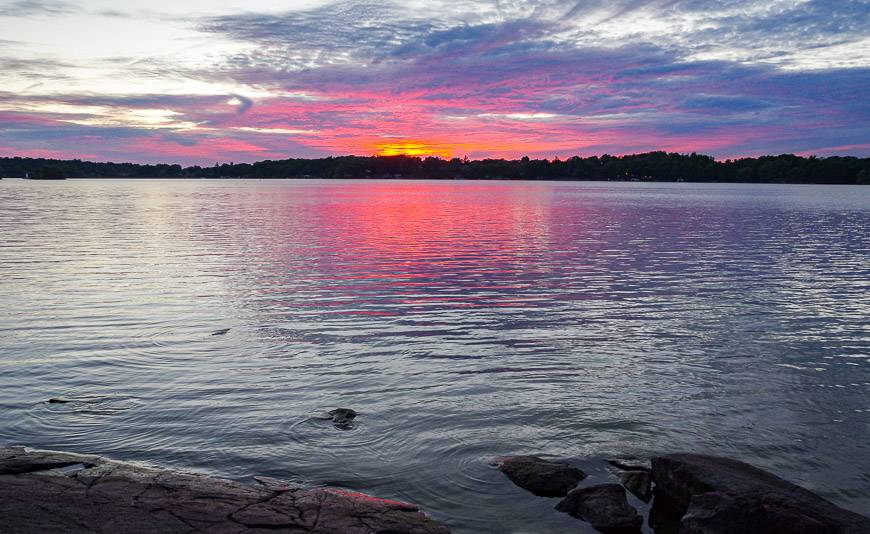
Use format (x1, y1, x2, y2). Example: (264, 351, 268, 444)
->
(0, 179, 868, 532)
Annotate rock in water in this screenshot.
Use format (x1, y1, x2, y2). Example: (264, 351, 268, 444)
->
(618, 470, 652, 502)
(555, 483, 642, 533)
(494, 455, 587, 497)
(607, 457, 651, 473)
(328, 408, 357, 428)
(651, 453, 870, 534)
(253, 476, 297, 492)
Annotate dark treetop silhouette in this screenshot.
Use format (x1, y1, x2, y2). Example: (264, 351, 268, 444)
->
(1, 152, 868, 184)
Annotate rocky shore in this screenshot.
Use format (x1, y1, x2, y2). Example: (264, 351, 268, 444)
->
(3, 446, 869, 533)
(494, 453, 870, 533)
(0, 447, 449, 534)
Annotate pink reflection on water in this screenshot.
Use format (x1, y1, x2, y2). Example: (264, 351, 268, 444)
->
(210, 180, 577, 316)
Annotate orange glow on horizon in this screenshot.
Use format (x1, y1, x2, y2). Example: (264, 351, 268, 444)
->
(374, 140, 454, 158)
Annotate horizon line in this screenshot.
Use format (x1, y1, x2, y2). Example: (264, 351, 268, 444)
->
(3, 151, 869, 168)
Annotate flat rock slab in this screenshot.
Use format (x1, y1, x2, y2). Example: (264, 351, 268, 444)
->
(0, 447, 450, 534)
(651, 453, 870, 534)
(494, 455, 587, 497)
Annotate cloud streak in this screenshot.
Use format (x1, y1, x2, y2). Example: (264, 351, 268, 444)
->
(0, 0, 75, 17)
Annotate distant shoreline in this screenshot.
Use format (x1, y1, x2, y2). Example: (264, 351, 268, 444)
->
(3, 176, 869, 186)
(1, 152, 868, 184)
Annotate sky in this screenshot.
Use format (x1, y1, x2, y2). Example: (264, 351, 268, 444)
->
(0, 0, 868, 164)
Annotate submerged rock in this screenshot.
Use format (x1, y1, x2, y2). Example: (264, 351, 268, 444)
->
(555, 483, 642, 533)
(494, 455, 587, 497)
(253, 475, 298, 492)
(47, 395, 110, 405)
(289, 408, 359, 432)
(618, 470, 652, 502)
(607, 457, 651, 473)
(651, 453, 870, 534)
(328, 408, 357, 428)
(44, 395, 136, 414)
(0, 446, 450, 534)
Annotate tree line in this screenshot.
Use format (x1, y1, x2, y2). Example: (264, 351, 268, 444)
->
(1, 152, 867, 184)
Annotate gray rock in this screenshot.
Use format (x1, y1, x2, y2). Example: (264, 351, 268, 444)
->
(618, 470, 652, 502)
(651, 453, 870, 534)
(494, 455, 587, 497)
(555, 483, 642, 533)
(647, 486, 684, 534)
(0, 446, 450, 534)
(0, 447, 102, 476)
(607, 457, 651, 473)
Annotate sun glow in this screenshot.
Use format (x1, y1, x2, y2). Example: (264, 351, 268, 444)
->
(374, 140, 453, 158)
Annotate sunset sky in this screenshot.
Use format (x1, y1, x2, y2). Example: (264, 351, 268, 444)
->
(1, 0, 868, 164)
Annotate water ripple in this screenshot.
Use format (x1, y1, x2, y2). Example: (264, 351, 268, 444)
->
(0, 179, 868, 532)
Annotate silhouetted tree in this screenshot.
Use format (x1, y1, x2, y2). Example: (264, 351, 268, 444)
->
(0, 153, 867, 184)
(34, 166, 66, 180)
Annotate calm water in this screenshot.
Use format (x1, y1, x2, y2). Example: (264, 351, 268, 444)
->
(1, 179, 869, 532)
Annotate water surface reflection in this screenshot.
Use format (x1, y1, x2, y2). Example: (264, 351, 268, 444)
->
(0, 179, 868, 532)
